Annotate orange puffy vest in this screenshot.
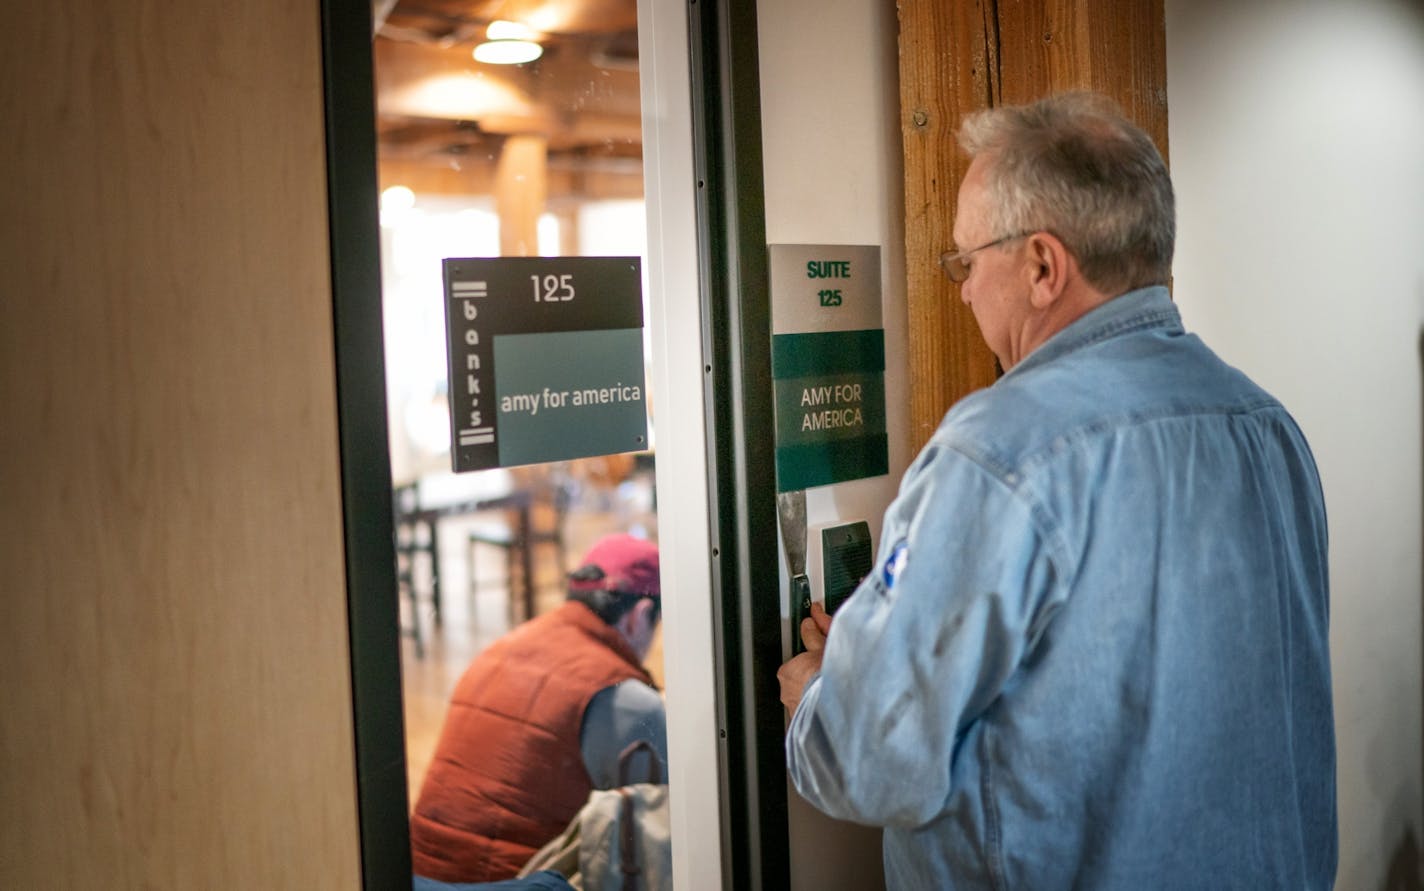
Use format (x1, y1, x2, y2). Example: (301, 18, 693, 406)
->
(410, 601, 655, 883)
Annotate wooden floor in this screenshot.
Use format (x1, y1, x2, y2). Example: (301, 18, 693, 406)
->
(398, 478, 661, 807)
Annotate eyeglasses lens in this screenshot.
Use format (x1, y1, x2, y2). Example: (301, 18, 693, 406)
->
(939, 252, 969, 283)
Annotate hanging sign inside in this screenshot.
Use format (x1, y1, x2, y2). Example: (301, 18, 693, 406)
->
(443, 256, 648, 473)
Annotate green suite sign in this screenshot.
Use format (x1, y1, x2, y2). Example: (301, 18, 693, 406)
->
(770, 244, 888, 492)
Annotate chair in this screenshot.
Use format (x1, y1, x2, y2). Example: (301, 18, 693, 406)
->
(392, 481, 430, 657)
(468, 476, 576, 625)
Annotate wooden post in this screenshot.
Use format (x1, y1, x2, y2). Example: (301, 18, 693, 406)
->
(897, 0, 1168, 453)
(495, 133, 548, 257)
(554, 206, 580, 256)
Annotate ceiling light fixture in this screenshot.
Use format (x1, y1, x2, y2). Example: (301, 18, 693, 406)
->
(473, 20, 543, 65)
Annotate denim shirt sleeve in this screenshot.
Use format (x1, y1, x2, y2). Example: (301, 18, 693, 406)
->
(786, 443, 1063, 829)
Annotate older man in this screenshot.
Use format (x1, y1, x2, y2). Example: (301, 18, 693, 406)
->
(778, 92, 1335, 889)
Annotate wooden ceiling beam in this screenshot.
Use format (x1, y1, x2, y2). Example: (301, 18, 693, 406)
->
(378, 157, 642, 204)
(374, 37, 642, 149)
(382, 0, 637, 39)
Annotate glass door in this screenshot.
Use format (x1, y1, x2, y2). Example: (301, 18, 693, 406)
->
(322, 0, 723, 886)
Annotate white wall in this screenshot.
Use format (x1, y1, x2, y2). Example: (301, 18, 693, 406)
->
(757, 0, 907, 888)
(1166, 1, 1424, 886)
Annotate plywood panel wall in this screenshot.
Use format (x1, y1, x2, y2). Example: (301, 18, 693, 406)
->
(0, 1, 361, 887)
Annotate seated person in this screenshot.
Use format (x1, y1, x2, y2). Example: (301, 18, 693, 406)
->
(411, 534, 666, 884)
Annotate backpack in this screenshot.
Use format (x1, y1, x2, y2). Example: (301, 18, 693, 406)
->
(519, 740, 672, 891)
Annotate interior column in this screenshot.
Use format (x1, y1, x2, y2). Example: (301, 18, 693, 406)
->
(495, 133, 549, 257)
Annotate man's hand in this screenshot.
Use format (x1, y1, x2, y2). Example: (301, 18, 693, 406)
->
(777, 601, 834, 716)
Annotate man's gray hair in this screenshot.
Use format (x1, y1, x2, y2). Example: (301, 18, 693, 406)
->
(958, 92, 1175, 295)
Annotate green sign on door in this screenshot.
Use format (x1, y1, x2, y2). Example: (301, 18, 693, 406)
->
(769, 244, 888, 492)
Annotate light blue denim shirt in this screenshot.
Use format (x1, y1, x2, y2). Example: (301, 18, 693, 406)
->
(786, 287, 1335, 889)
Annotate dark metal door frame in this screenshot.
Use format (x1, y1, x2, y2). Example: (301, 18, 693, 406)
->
(687, 0, 791, 889)
(319, 1, 411, 886)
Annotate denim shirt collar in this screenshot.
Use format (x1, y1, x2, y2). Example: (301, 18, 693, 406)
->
(1003, 285, 1180, 380)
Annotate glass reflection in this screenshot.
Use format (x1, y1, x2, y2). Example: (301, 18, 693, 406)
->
(371, 1, 666, 887)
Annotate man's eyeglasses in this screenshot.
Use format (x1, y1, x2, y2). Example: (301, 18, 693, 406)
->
(938, 233, 1030, 283)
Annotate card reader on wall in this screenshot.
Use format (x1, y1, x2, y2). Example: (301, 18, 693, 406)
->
(809, 520, 873, 615)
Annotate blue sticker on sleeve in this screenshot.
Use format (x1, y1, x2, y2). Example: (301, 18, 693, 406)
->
(882, 538, 909, 590)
